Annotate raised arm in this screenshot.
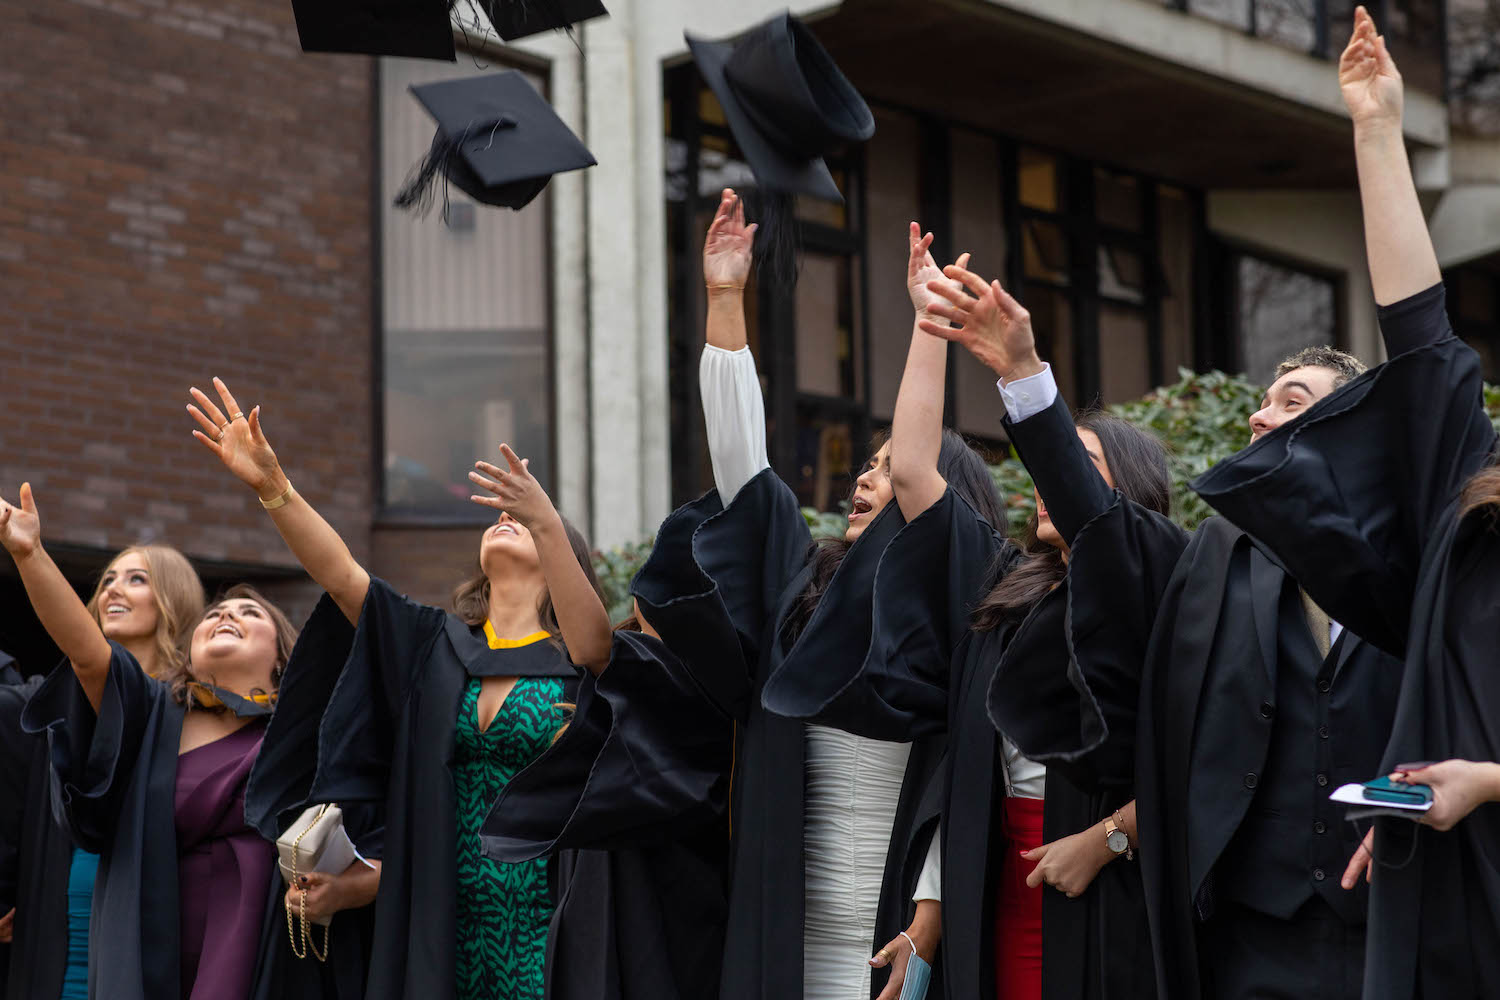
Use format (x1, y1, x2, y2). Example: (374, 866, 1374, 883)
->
(0, 486, 112, 709)
(188, 378, 370, 625)
(888, 225, 963, 521)
(700, 188, 769, 503)
(470, 445, 612, 675)
(1341, 5, 1441, 308)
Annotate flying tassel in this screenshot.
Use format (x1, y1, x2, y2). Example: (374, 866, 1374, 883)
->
(746, 188, 800, 289)
(394, 130, 466, 223)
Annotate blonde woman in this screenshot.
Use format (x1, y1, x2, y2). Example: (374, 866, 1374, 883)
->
(0, 543, 202, 1000)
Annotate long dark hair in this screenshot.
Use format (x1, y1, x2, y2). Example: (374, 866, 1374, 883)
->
(1461, 461, 1500, 524)
(973, 411, 1171, 630)
(784, 428, 1007, 644)
(452, 514, 606, 645)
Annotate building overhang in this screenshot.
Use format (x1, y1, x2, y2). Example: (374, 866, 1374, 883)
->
(807, 0, 1449, 190)
(1431, 185, 1500, 269)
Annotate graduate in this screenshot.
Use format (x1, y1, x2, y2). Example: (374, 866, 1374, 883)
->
(1188, 10, 1500, 996)
(3, 483, 367, 1000)
(0, 545, 203, 1000)
(912, 19, 1428, 991)
(186, 378, 727, 1000)
(761, 224, 1164, 1000)
(631, 193, 1002, 1000)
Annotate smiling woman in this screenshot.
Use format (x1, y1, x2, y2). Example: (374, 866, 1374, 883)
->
(0, 483, 384, 1000)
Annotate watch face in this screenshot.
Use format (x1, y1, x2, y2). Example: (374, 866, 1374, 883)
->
(1107, 829, 1129, 854)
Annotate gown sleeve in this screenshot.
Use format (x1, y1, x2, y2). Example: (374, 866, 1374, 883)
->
(758, 490, 1015, 741)
(480, 631, 731, 862)
(19, 646, 162, 852)
(991, 393, 1190, 789)
(301, 579, 449, 806)
(0, 675, 42, 910)
(1193, 284, 1496, 656)
(244, 594, 358, 841)
(632, 467, 813, 723)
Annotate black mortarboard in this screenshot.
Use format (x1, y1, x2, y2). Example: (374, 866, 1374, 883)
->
(478, 0, 609, 41)
(288, 0, 459, 61)
(686, 11, 874, 203)
(394, 70, 596, 216)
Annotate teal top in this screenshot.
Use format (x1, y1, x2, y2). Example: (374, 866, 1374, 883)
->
(452, 672, 569, 1000)
(61, 847, 99, 1000)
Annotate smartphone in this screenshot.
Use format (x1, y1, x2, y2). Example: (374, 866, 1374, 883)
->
(1362, 775, 1434, 807)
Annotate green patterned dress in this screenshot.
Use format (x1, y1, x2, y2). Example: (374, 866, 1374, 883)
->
(453, 672, 568, 1000)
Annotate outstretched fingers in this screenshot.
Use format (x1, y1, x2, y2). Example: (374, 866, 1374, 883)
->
(941, 264, 991, 300)
(916, 317, 967, 342)
(189, 386, 228, 432)
(498, 442, 529, 476)
(212, 377, 246, 424)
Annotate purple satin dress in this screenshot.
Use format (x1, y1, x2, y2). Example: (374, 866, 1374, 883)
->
(174, 721, 275, 1000)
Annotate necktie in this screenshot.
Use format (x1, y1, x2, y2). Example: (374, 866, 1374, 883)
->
(1301, 589, 1332, 660)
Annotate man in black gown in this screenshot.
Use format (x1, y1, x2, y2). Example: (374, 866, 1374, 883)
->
(916, 12, 1442, 997)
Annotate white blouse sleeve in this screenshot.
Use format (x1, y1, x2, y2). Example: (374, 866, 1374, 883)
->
(700, 345, 770, 503)
(912, 823, 942, 902)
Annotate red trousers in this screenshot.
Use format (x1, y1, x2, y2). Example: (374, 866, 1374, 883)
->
(994, 796, 1045, 1000)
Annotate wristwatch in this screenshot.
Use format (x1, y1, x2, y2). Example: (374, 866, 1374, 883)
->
(1104, 813, 1133, 860)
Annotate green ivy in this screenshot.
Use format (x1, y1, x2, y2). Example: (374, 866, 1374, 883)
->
(592, 370, 1500, 612)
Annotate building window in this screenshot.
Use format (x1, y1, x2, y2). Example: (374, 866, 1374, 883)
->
(1233, 252, 1341, 384)
(378, 56, 553, 519)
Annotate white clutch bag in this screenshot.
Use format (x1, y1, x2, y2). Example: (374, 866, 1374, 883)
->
(277, 803, 360, 960)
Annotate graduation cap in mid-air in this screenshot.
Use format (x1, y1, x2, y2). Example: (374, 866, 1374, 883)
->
(686, 10, 874, 283)
(394, 70, 596, 216)
(288, 0, 609, 61)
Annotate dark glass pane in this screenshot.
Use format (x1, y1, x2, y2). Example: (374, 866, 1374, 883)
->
(1018, 148, 1062, 213)
(1023, 283, 1076, 405)
(795, 254, 859, 400)
(1098, 244, 1146, 303)
(1189, 0, 1251, 31)
(793, 413, 858, 512)
(1023, 219, 1069, 284)
(1099, 304, 1153, 403)
(1385, 0, 1446, 98)
(1451, 1, 1500, 134)
(1236, 254, 1338, 384)
(1158, 185, 1196, 378)
(1095, 167, 1143, 232)
(1255, 0, 1318, 52)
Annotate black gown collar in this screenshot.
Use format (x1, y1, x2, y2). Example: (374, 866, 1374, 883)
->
(441, 615, 581, 679)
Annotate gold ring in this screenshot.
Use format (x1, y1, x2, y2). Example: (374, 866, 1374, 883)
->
(216, 428, 226, 442)
(230, 411, 245, 421)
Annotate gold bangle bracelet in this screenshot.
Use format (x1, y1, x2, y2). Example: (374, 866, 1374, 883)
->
(259, 481, 295, 511)
(706, 284, 744, 291)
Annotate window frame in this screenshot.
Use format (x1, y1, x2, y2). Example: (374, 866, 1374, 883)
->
(372, 46, 559, 527)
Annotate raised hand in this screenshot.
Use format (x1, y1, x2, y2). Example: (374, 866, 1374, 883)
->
(917, 267, 1043, 381)
(0, 483, 42, 561)
(469, 444, 558, 531)
(906, 223, 970, 319)
(703, 188, 757, 291)
(1339, 5, 1402, 127)
(188, 377, 287, 499)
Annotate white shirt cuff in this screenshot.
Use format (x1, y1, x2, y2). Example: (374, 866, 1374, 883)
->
(912, 824, 942, 902)
(996, 363, 1058, 423)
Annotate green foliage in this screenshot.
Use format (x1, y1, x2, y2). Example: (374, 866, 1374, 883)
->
(592, 371, 1500, 588)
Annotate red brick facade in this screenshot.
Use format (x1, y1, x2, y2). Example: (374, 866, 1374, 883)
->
(0, 0, 381, 636)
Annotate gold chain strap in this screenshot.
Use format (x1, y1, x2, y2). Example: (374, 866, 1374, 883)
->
(284, 804, 331, 963)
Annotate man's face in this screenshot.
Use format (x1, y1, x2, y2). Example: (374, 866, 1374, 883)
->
(1248, 365, 1341, 442)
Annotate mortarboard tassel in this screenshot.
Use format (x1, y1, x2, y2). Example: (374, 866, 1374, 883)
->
(747, 188, 800, 289)
(394, 115, 518, 222)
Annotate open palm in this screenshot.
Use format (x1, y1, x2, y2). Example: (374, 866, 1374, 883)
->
(187, 377, 283, 494)
(703, 188, 757, 289)
(1339, 6, 1402, 125)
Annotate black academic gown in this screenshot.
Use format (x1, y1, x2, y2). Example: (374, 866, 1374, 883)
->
(990, 388, 1404, 1000)
(18, 647, 327, 1000)
(1, 667, 71, 1000)
(284, 580, 729, 1000)
(1192, 283, 1500, 999)
(481, 628, 732, 1000)
(243, 607, 383, 1000)
(633, 469, 947, 1000)
(762, 486, 1156, 1000)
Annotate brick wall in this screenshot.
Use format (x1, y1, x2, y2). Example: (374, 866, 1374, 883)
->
(0, 0, 375, 581)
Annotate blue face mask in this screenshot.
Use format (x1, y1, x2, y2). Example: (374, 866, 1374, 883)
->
(898, 951, 932, 1000)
